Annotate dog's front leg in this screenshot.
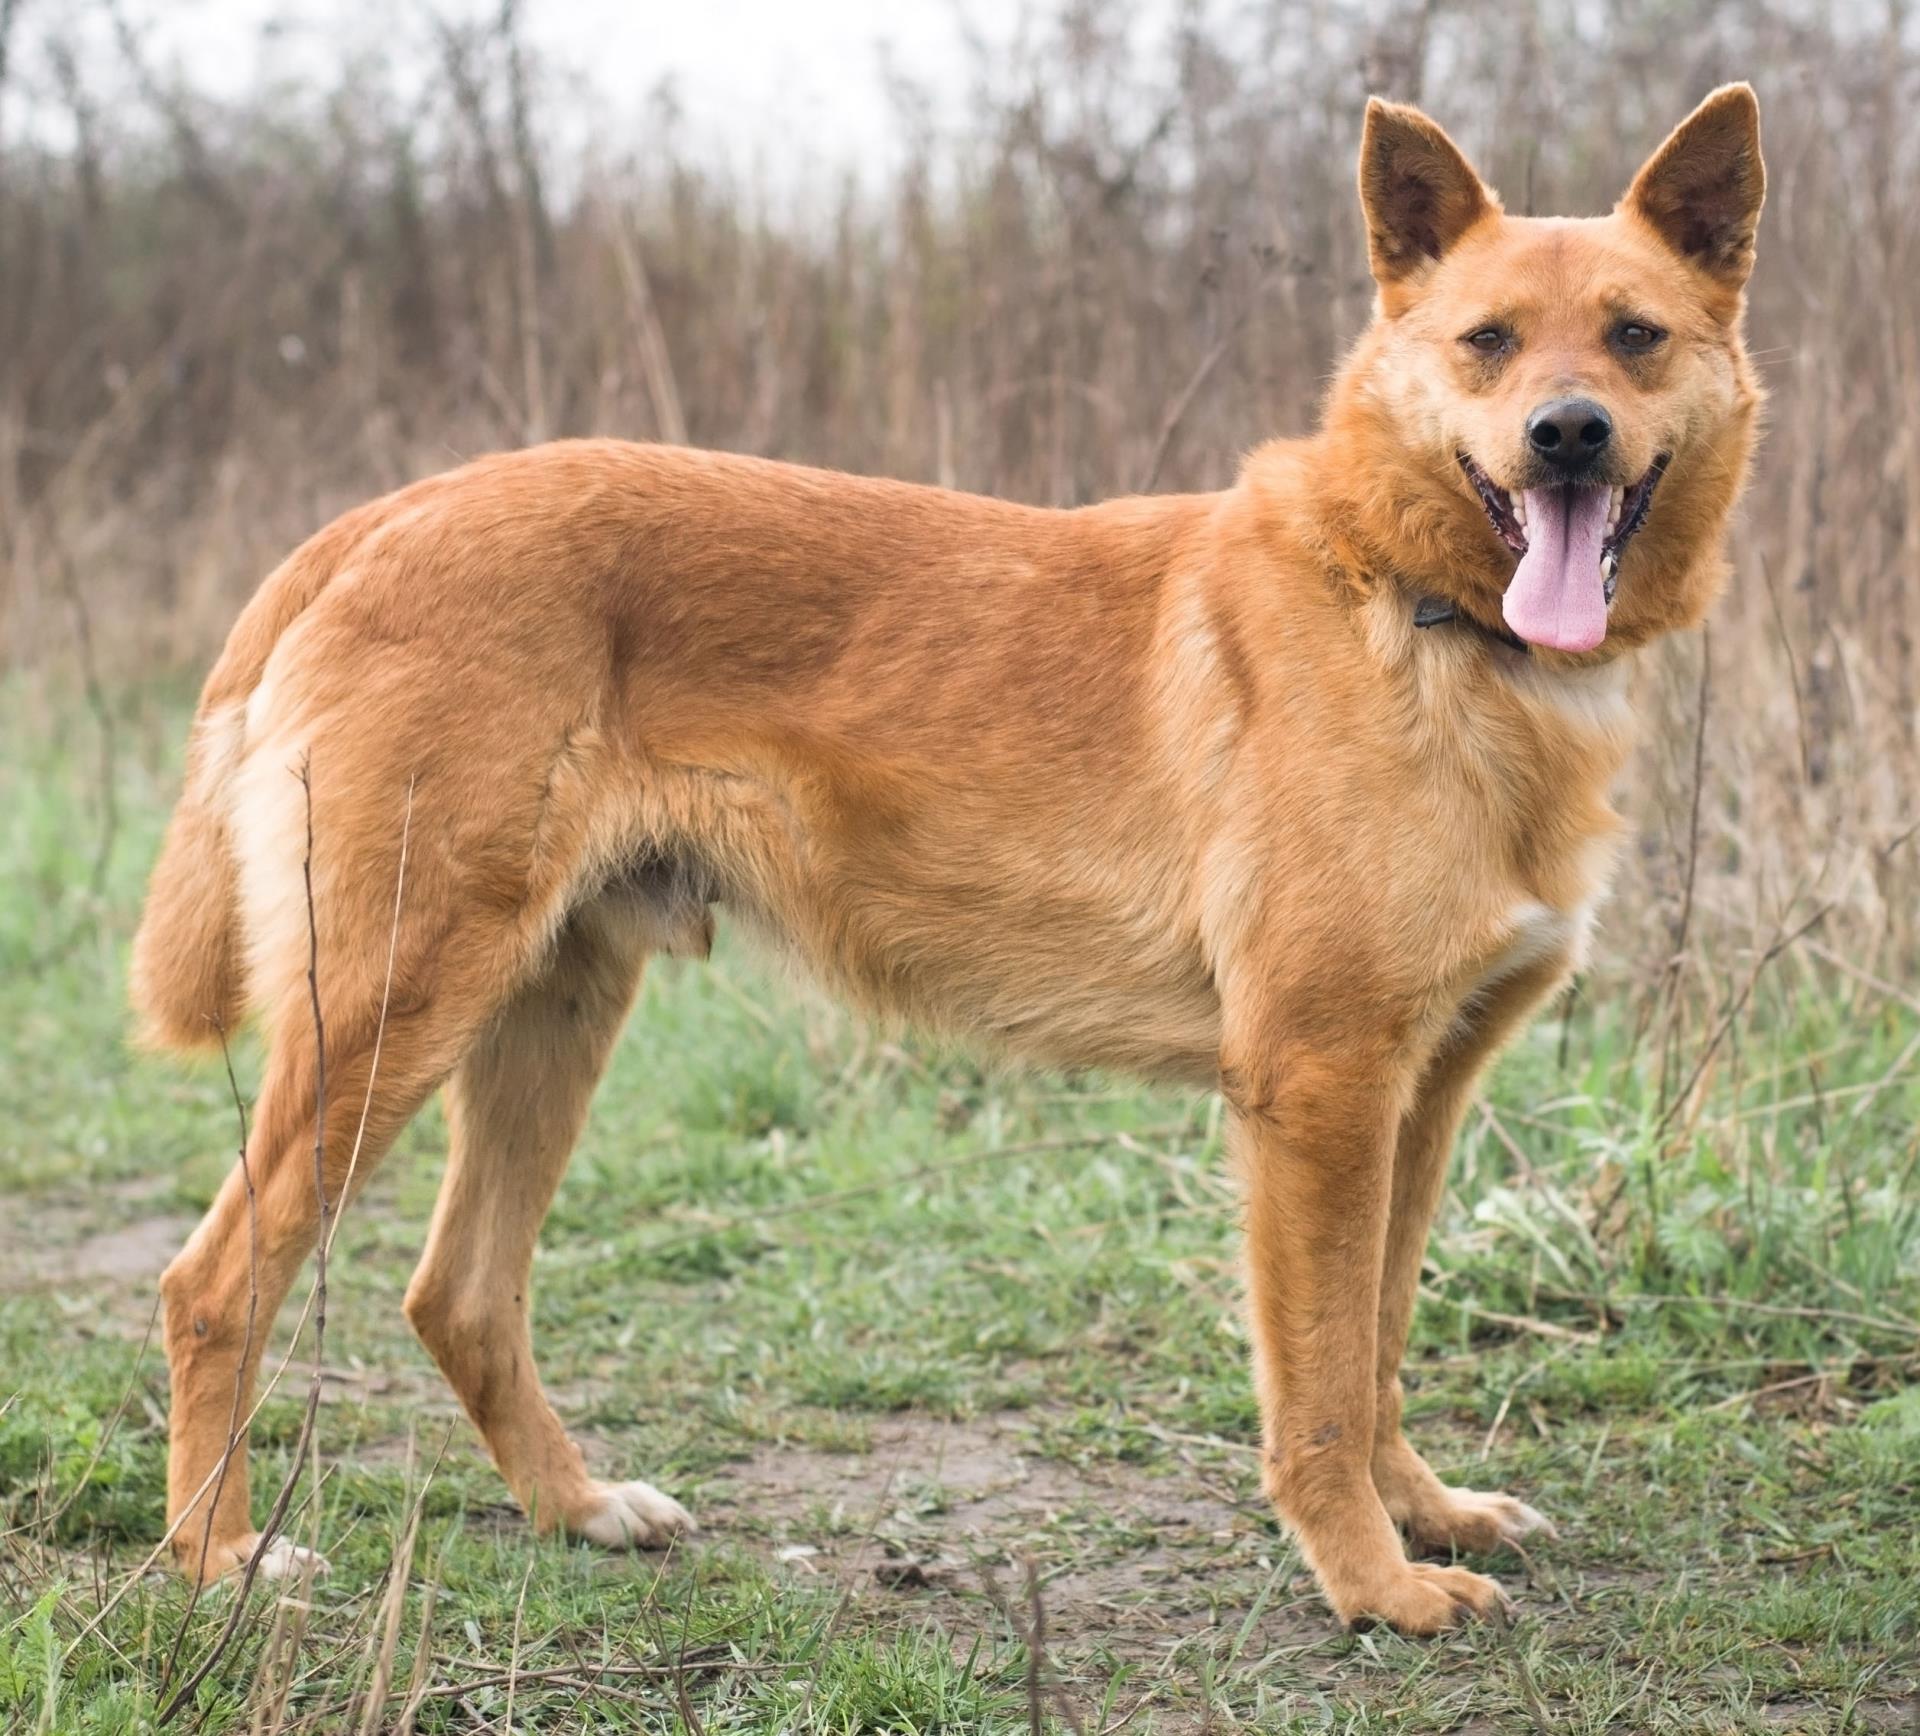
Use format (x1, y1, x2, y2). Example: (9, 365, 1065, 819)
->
(1226, 1031, 1511, 1634)
(1372, 961, 1565, 1559)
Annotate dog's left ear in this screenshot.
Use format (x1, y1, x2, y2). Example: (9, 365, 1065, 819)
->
(1358, 99, 1496, 304)
(1623, 84, 1765, 289)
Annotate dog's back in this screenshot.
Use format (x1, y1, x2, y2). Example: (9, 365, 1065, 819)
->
(133, 440, 1234, 1078)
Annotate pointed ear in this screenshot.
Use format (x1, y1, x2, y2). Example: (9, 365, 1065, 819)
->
(1623, 84, 1765, 288)
(1358, 99, 1496, 294)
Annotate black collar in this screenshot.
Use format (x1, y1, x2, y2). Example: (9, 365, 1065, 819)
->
(1412, 595, 1530, 655)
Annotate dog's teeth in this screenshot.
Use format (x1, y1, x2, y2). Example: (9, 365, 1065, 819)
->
(1510, 495, 1527, 529)
(1607, 486, 1624, 532)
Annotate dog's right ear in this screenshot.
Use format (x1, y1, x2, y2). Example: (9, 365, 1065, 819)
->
(1358, 99, 1495, 306)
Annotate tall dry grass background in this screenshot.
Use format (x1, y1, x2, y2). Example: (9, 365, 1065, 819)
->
(2, 0, 1916, 1031)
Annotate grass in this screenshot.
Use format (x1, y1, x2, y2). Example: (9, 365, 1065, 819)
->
(3, 679, 1918, 1734)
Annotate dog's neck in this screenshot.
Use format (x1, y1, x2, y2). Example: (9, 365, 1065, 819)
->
(1410, 593, 1532, 655)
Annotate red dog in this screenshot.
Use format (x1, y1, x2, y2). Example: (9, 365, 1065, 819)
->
(136, 87, 1763, 1631)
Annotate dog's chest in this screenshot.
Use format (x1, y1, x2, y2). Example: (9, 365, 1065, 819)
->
(1472, 898, 1591, 995)
(1424, 895, 1595, 1058)
(1419, 664, 1631, 1010)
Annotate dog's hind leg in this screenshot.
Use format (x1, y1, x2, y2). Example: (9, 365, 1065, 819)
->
(158, 713, 604, 1585)
(402, 890, 693, 1549)
(160, 980, 503, 1586)
(1371, 962, 1565, 1558)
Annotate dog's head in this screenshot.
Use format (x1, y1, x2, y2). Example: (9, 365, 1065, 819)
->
(1343, 87, 1765, 655)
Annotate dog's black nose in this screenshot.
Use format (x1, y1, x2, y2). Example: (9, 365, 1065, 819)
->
(1526, 397, 1613, 467)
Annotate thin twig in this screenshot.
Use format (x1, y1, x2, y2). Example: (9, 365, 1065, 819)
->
(158, 1024, 262, 1693)
(978, 1557, 1094, 1736)
(1540, 1287, 1920, 1344)
(502, 1549, 537, 1734)
(1656, 623, 1712, 1116)
(1138, 318, 1245, 494)
(1417, 1285, 1599, 1346)
(1651, 902, 1834, 1141)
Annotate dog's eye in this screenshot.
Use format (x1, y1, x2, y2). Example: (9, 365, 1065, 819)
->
(1464, 327, 1508, 354)
(1615, 322, 1666, 352)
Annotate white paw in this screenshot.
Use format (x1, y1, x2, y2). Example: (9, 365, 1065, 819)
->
(191, 1532, 330, 1587)
(1396, 1487, 1557, 1558)
(1452, 1492, 1556, 1545)
(1500, 1500, 1556, 1544)
(253, 1535, 331, 1581)
(1448, 1490, 1558, 1548)
(575, 1480, 696, 1550)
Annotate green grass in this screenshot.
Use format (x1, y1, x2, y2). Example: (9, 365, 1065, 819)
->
(3, 678, 1918, 1733)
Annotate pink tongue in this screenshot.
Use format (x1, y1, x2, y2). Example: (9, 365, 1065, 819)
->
(1501, 485, 1611, 653)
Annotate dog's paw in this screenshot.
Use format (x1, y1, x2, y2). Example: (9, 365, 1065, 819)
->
(181, 1531, 330, 1588)
(1337, 1561, 1512, 1636)
(575, 1480, 696, 1550)
(253, 1535, 331, 1582)
(1401, 1488, 1557, 1558)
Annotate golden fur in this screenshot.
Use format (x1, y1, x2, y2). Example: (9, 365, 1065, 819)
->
(132, 88, 1764, 1632)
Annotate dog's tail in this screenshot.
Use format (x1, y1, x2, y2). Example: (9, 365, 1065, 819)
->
(130, 511, 365, 1053)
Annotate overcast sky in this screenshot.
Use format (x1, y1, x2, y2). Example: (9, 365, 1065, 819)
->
(83, 0, 1072, 172)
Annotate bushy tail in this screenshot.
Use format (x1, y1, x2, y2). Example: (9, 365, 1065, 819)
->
(130, 717, 247, 1052)
(129, 504, 373, 1053)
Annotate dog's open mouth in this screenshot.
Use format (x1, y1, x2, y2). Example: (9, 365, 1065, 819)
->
(1457, 453, 1669, 653)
